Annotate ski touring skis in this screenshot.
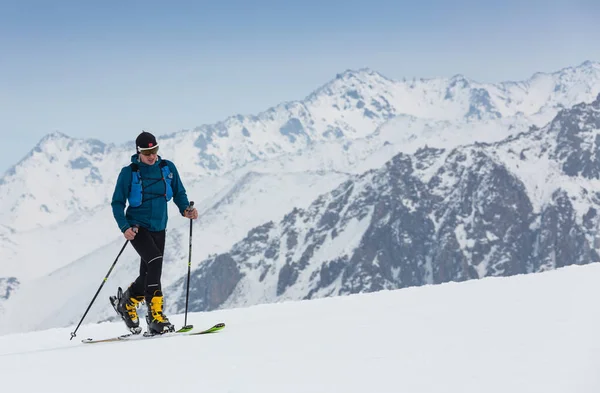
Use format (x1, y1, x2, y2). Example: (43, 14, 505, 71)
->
(82, 323, 225, 344)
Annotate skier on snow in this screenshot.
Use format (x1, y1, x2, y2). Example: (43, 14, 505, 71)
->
(111, 131, 199, 334)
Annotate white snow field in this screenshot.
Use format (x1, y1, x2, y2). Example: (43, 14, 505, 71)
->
(1, 263, 599, 393)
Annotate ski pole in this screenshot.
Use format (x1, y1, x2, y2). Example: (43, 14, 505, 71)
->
(70, 239, 129, 340)
(182, 201, 194, 329)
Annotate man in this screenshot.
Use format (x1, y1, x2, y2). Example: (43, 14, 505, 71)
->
(111, 131, 198, 334)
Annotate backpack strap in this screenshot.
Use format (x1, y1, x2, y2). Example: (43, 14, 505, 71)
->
(127, 161, 173, 207)
(128, 163, 143, 207)
(160, 161, 173, 201)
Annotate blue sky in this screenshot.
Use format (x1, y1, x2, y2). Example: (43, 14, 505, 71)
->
(1, 0, 598, 173)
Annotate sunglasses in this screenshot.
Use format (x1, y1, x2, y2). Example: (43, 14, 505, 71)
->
(139, 146, 159, 156)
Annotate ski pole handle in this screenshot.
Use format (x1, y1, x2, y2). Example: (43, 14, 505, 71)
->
(184, 201, 194, 218)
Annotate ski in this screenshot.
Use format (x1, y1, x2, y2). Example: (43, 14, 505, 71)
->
(82, 322, 225, 344)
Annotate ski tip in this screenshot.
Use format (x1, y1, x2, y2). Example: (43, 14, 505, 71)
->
(176, 325, 194, 333)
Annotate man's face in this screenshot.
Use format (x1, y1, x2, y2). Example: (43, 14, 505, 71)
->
(139, 146, 158, 165)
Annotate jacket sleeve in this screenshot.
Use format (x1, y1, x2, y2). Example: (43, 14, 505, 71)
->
(168, 161, 190, 215)
(111, 167, 131, 232)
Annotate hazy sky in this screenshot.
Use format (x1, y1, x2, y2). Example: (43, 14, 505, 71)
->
(1, 0, 598, 174)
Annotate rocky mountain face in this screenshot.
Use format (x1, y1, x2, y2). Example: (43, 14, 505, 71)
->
(0, 277, 19, 312)
(169, 94, 600, 314)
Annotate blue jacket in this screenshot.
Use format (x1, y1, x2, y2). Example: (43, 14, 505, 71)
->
(111, 154, 190, 232)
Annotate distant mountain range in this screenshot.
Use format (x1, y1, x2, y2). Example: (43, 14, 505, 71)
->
(2, 61, 600, 334)
(171, 93, 600, 313)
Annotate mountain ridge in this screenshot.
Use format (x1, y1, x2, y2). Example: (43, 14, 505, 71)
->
(167, 91, 600, 315)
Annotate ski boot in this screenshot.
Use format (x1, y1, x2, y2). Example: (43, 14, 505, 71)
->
(110, 286, 144, 335)
(144, 292, 175, 336)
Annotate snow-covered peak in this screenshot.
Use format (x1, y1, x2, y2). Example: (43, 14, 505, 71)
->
(496, 61, 600, 123)
(3, 62, 600, 233)
(547, 60, 600, 78)
(36, 130, 71, 144)
(449, 73, 470, 82)
(0, 135, 129, 231)
(308, 67, 392, 98)
(36, 134, 109, 158)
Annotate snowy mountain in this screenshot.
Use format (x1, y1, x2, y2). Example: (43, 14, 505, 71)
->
(2, 61, 600, 333)
(168, 93, 600, 314)
(2, 61, 600, 233)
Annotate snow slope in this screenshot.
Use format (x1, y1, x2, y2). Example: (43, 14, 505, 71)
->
(0, 263, 598, 393)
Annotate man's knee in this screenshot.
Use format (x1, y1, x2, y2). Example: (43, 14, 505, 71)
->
(147, 255, 162, 264)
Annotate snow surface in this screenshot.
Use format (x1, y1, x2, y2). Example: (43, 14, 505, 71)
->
(0, 263, 598, 393)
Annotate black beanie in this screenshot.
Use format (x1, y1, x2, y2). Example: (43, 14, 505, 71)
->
(136, 131, 159, 150)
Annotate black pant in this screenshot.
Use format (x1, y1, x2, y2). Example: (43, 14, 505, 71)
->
(128, 227, 166, 303)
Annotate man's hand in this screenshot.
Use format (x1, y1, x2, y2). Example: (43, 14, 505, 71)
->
(184, 207, 198, 219)
(123, 227, 137, 240)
